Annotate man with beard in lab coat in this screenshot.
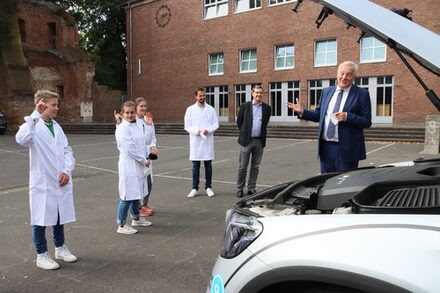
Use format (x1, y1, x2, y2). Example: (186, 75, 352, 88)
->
(184, 88, 219, 198)
(16, 90, 77, 270)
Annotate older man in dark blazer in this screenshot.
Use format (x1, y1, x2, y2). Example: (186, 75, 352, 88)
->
(287, 61, 372, 173)
(236, 86, 271, 198)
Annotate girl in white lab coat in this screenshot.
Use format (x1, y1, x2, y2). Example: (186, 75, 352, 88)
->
(16, 90, 77, 270)
(134, 97, 158, 217)
(115, 101, 152, 235)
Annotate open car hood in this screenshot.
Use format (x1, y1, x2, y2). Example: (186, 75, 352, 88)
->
(311, 0, 440, 76)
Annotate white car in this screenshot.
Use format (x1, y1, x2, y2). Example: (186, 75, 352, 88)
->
(208, 1, 440, 291)
(207, 158, 440, 293)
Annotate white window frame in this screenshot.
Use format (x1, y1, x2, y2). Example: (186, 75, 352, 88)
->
(308, 79, 336, 110)
(234, 83, 261, 117)
(269, 81, 300, 122)
(240, 48, 257, 73)
(314, 39, 337, 67)
(274, 44, 294, 70)
(268, 0, 295, 7)
(204, 0, 228, 20)
(355, 76, 393, 123)
(205, 85, 229, 121)
(234, 0, 262, 13)
(209, 53, 224, 76)
(360, 37, 387, 63)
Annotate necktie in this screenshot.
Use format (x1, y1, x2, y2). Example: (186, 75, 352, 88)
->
(326, 89, 343, 139)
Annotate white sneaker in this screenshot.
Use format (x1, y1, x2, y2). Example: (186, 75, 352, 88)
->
(206, 188, 215, 197)
(55, 244, 78, 262)
(132, 217, 152, 227)
(187, 189, 198, 198)
(37, 252, 60, 270)
(117, 224, 138, 235)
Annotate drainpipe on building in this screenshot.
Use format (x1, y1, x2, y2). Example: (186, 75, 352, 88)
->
(128, 2, 133, 100)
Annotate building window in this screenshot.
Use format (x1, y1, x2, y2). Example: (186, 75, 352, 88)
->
(240, 49, 257, 73)
(308, 79, 335, 110)
(275, 44, 294, 70)
(235, 0, 261, 13)
(360, 37, 386, 63)
(315, 39, 337, 67)
(355, 76, 393, 122)
(376, 76, 393, 117)
(235, 83, 261, 115)
(56, 86, 64, 99)
(269, 0, 295, 6)
(204, 0, 228, 19)
(269, 81, 300, 117)
(18, 19, 26, 42)
(48, 22, 57, 49)
(209, 53, 224, 76)
(205, 85, 229, 120)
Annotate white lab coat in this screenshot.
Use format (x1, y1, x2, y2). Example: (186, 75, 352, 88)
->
(115, 118, 149, 200)
(184, 103, 219, 161)
(15, 110, 76, 226)
(136, 117, 157, 180)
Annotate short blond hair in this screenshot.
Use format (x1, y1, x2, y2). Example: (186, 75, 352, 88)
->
(34, 90, 58, 105)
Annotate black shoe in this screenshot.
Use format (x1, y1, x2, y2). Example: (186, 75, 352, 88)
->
(237, 190, 244, 198)
(247, 190, 256, 195)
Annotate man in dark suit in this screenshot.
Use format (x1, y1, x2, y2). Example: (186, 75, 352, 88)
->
(287, 61, 372, 173)
(236, 86, 271, 197)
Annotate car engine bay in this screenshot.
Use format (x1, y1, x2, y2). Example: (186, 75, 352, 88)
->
(238, 158, 440, 217)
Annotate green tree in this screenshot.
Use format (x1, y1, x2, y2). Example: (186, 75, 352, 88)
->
(47, 0, 127, 91)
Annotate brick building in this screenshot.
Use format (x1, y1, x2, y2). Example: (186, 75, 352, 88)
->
(16, 0, 96, 123)
(0, 0, 124, 131)
(125, 0, 439, 125)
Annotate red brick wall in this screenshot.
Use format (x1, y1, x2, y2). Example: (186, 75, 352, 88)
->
(92, 82, 125, 122)
(126, 0, 439, 124)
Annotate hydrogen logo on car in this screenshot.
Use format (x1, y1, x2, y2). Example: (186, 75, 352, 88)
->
(211, 274, 224, 293)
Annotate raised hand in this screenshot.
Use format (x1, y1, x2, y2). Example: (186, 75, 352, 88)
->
(144, 111, 153, 126)
(36, 100, 48, 114)
(286, 98, 303, 115)
(114, 110, 122, 124)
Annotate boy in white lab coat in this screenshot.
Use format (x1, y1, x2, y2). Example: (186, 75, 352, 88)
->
(184, 88, 219, 198)
(16, 90, 77, 270)
(115, 101, 152, 234)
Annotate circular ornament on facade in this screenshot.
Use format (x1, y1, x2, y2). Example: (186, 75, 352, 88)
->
(155, 5, 171, 28)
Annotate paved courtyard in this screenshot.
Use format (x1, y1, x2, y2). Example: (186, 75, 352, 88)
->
(0, 133, 437, 292)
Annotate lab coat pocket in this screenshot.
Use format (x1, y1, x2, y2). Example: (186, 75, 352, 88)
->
(29, 172, 47, 196)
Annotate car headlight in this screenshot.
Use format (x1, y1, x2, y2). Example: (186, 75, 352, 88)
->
(220, 209, 263, 258)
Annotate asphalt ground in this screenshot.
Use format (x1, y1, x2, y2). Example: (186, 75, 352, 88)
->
(0, 133, 438, 293)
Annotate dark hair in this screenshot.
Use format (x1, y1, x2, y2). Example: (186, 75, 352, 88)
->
(194, 88, 206, 96)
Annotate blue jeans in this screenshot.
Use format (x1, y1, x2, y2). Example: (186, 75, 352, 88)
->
(117, 199, 140, 225)
(32, 216, 64, 254)
(237, 138, 264, 192)
(192, 160, 212, 190)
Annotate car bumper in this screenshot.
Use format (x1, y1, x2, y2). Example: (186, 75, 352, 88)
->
(206, 249, 271, 293)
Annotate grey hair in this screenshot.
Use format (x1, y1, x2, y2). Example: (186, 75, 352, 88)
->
(338, 61, 358, 75)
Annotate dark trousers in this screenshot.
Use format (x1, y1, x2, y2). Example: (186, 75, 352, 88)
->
(192, 160, 212, 190)
(237, 138, 264, 192)
(319, 140, 358, 173)
(142, 174, 153, 206)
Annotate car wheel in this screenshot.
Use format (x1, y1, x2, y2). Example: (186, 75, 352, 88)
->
(0, 128, 5, 135)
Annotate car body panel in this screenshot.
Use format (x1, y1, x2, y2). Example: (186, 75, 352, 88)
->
(208, 215, 440, 293)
